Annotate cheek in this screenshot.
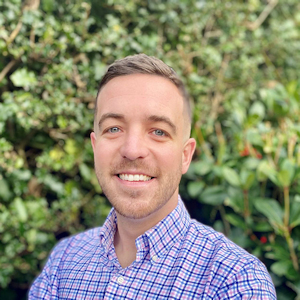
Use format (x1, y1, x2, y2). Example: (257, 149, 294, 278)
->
(93, 143, 112, 163)
(156, 146, 183, 168)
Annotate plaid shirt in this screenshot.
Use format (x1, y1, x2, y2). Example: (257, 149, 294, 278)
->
(29, 196, 276, 299)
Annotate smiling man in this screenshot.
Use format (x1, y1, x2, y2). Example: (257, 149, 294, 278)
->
(29, 54, 276, 299)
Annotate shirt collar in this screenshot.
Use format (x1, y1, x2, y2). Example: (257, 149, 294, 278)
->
(100, 195, 191, 261)
(141, 196, 190, 260)
(100, 207, 118, 255)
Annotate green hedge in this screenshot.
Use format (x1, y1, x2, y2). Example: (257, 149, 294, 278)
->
(0, 0, 300, 298)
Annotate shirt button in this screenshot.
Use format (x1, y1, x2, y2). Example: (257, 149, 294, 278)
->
(117, 276, 124, 284)
(152, 255, 158, 262)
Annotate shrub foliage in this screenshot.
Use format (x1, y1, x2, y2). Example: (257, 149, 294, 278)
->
(0, 0, 300, 298)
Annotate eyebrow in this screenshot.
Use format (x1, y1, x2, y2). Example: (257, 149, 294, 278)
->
(148, 115, 177, 135)
(98, 113, 125, 129)
(97, 113, 177, 135)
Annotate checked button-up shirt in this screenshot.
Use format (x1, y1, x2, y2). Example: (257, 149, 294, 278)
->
(29, 196, 276, 299)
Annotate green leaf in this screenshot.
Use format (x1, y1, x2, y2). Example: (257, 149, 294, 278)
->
(224, 195, 244, 214)
(65, 139, 78, 156)
(94, 61, 107, 81)
(253, 222, 273, 232)
(57, 115, 68, 129)
(36, 232, 49, 244)
(43, 174, 64, 195)
(290, 199, 300, 228)
(271, 261, 290, 277)
(193, 160, 213, 176)
(254, 198, 284, 233)
(243, 157, 260, 170)
(256, 160, 278, 184)
(225, 213, 246, 230)
(249, 101, 265, 119)
(12, 169, 31, 181)
(265, 244, 291, 261)
(271, 259, 300, 280)
(240, 169, 256, 190)
(10, 68, 37, 88)
(246, 129, 263, 147)
(200, 186, 226, 206)
(187, 181, 205, 198)
(278, 159, 295, 187)
(0, 138, 13, 151)
(286, 264, 300, 281)
(79, 163, 92, 181)
(277, 170, 291, 187)
(222, 167, 241, 187)
(42, 0, 55, 12)
(14, 197, 28, 222)
(25, 228, 37, 245)
(0, 179, 12, 201)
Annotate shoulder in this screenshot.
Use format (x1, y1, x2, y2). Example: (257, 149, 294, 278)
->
(184, 220, 276, 297)
(187, 219, 256, 264)
(54, 226, 102, 253)
(29, 227, 103, 299)
(184, 220, 268, 274)
(46, 227, 103, 267)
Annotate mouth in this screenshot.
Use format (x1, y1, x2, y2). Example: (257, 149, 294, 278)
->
(118, 174, 154, 182)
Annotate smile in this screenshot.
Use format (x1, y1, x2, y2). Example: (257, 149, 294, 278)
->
(118, 174, 152, 182)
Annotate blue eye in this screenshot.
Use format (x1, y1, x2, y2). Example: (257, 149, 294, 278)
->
(108, 127, 120, 133)
(154, 129, 165, 136)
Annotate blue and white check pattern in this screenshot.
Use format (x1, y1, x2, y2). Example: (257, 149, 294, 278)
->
(29, 196, 276, 299)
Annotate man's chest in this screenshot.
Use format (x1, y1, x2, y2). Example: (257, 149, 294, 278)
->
(56, 253, 210, 299)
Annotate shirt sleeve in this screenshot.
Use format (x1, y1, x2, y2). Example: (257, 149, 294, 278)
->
(28, 256, 57, 300)
(28, 238, 70, 300)
(215, 260, 277, 299)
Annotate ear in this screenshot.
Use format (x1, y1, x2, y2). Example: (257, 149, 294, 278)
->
(182, 138, 196, 174)
(90, 131, 97, 152)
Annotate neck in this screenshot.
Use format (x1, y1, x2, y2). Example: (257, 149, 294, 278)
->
(114, 195, 178, 268)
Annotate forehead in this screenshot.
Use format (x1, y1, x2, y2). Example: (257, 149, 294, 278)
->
(96, 74, 184, 119)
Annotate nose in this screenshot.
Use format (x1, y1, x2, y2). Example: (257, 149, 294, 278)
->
(119, 130, 149, 161)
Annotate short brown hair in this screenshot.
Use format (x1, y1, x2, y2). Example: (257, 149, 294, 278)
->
(95, 54, 192, 123)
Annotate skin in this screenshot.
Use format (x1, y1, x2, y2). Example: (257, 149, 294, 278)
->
(91, 74, 196, 267)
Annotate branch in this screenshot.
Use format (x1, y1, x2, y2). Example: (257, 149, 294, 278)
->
(210, 54, 230, 121)
(7, 20, 23, 45)
(247, 0, 279, 31)
(7, 0, 40, 45)
(0, 59, 19, 83)
(72, 66, 86, 89)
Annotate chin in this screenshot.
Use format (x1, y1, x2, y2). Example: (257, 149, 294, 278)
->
(114, 201, 158, 220)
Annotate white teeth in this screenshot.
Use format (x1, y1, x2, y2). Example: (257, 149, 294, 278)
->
(119, 174, 152, 182)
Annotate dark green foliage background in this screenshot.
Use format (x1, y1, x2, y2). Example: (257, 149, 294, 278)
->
(0, 0, 300, 299)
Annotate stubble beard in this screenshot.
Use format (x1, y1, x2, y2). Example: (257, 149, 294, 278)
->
(95, 159, 182, 219)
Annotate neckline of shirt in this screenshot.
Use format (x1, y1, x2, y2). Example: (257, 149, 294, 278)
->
(99, 196, 191, 263)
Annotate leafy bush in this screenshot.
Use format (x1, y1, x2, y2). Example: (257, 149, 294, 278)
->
(0, 0, 299, 298)
(183, 81, 300, 299)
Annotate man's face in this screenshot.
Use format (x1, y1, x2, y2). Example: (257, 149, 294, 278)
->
(91, 74, 195, 220)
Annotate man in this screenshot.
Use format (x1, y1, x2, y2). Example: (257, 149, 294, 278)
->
(29, 54, 276, 299)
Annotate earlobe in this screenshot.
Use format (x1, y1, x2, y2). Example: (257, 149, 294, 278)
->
(182, 138, 196, 174)
(90, 132, 97, 151)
